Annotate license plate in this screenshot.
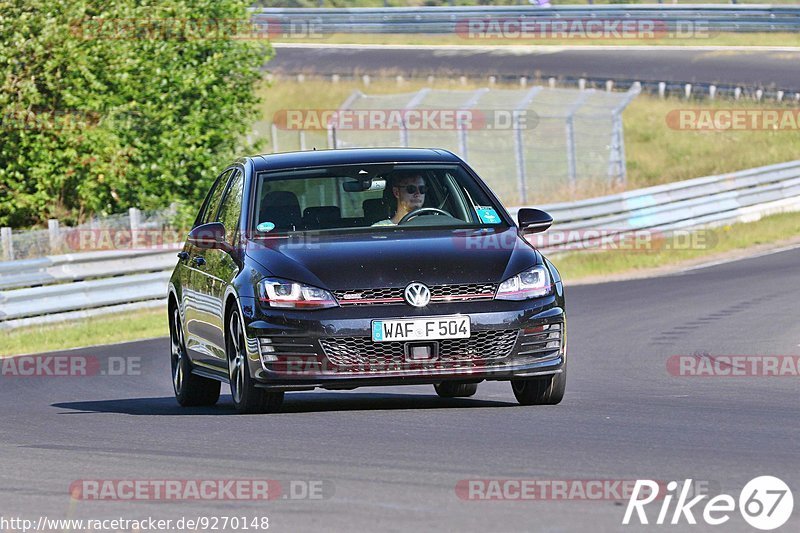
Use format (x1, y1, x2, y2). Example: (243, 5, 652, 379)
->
(371, 316, 470, 342)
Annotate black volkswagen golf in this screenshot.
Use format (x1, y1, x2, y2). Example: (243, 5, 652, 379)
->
(168, 148, 566, 413)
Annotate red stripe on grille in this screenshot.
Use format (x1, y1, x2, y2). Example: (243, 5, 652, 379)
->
(338, 297, 406, 305)
(431, 293, 495, 301)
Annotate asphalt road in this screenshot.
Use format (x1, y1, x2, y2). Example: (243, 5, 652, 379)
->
(1, 247, 799, 532)
(269, 44, 800, 91)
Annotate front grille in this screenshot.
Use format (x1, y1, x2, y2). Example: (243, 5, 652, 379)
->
(333, 287, 405, 305)
(333, 283, 497, 306)
(319, 329, 519, 369)
(517, 323, 563, 358)
(431, 283, 496, 300)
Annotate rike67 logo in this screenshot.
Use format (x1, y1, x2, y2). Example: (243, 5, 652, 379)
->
(623, 476, 793, 530)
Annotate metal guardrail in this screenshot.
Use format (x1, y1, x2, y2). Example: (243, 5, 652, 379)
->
(0, 271, 172, 323)
(0, 249, 178, 330)
(1, 159, 800, 329)
(0, 247, 180, 291)
(508, 159, 800, 252)
(255, 5, 800, 33)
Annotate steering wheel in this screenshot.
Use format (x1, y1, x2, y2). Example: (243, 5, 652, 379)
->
(398, 207, 451, 225)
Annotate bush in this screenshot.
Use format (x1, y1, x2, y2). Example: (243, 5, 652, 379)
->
(0, 0, 271, 227)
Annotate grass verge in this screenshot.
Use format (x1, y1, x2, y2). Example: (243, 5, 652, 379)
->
(0, 307, 167, 357)
(623, 97, 800, 189)
(257, 77, 800, 195)
(3, 212, 800, 355)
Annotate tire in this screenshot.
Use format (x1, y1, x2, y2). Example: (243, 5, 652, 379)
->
(434, 382, 478, 398)
(227, 309, 284, 414)
(170, 305, 220, 407)
(511, 366, 566, 406)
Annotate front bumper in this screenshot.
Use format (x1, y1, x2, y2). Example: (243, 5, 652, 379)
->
(242, 289, 566, 390)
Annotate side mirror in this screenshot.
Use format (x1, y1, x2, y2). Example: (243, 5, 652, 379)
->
(187, 222, 228, 250)
(518, 208, 553, 234)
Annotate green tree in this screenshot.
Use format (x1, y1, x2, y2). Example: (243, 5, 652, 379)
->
(0, 0, 271, 227)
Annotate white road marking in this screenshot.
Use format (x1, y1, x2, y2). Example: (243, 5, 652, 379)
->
(273, 43, 800, 53)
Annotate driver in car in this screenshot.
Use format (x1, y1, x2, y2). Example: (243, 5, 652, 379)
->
(372, 173, 426, 226)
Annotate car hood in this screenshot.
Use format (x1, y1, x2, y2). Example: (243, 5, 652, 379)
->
(244, 227, 540, 290)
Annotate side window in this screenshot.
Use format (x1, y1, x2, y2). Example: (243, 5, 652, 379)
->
(217, 169, 244, 244)
(197, 169, 233, 226)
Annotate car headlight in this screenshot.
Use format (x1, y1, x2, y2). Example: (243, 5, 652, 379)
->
(258, 278, 338, 310)
(495, 265, 552, 300)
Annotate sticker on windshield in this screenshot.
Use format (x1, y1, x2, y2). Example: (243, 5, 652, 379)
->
(256, 221, 276, 232)
(475, 206, 501, 224)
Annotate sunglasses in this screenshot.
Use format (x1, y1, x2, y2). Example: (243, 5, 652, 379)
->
(400, 185, 427, 195)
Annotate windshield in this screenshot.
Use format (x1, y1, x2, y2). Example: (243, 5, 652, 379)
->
(252, 163, 507, 233)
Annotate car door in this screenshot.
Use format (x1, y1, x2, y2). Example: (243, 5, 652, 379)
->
(198, 168, 245, 368)
(184, 168, 233, 367)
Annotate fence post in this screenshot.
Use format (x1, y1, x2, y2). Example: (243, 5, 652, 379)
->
(564, 92, 590, 189)
(271, 123, 279, 153)
(457, 88, 489, 160)
(1, 227, 12, 261)
(327, 125, 337, 149)
(513, 118, 528, 205)
(400, 122, 409, 148)
(129, 207, 141, 249)
(457, 124, 468, 159)
(401, 88, 431, 148)
(607, 113, 624, 185)
(329, 90, 364, 150)
(607, 83, 641, 186)
(48, 219, 61, 254)
(512, 86, 542, 205)
(565, 116, 578, 189)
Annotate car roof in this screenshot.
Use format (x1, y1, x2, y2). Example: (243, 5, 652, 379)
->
(248, 148, 461, 173)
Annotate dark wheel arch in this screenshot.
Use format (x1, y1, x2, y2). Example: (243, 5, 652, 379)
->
(168, 294, 220, 407)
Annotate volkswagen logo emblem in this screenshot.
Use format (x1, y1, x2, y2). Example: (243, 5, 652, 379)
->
(404, 282, 431, 307)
